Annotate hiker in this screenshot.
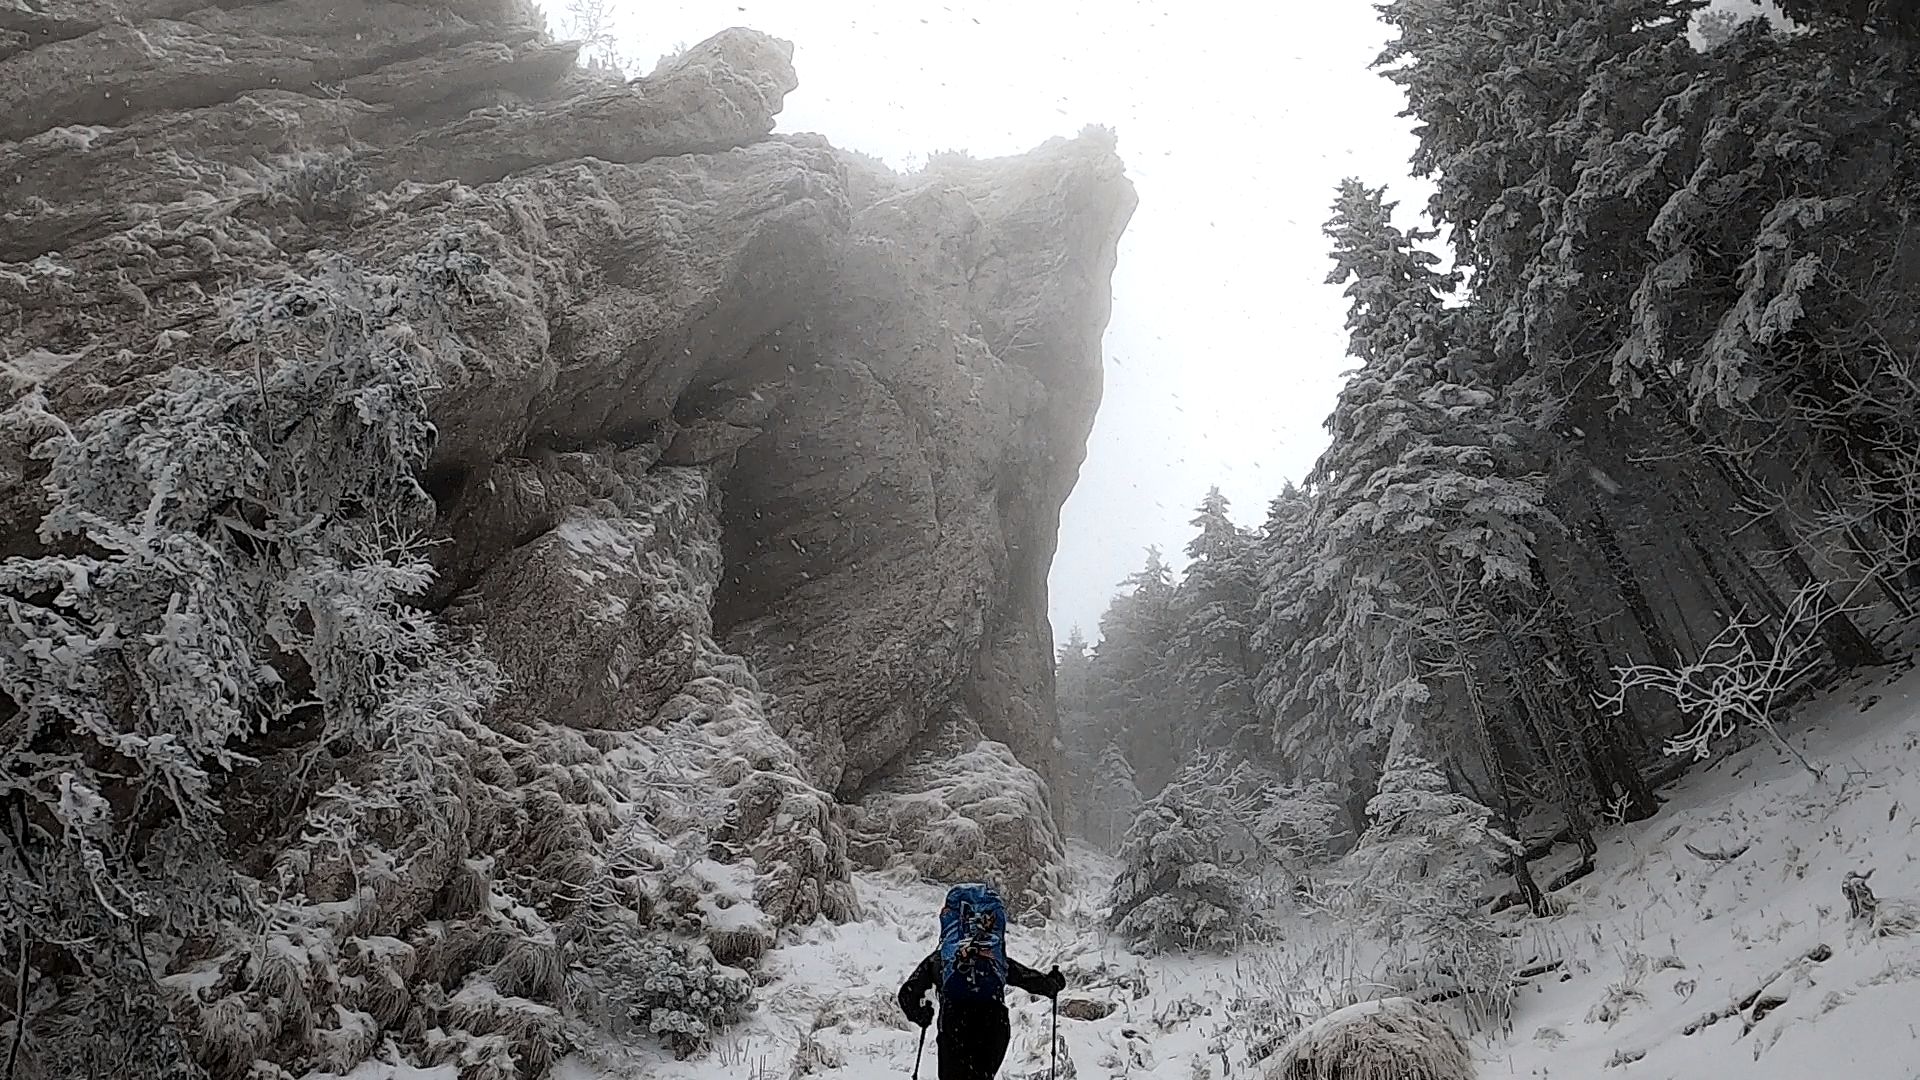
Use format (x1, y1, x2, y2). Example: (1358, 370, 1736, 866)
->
(897, 883, 1067, 1080)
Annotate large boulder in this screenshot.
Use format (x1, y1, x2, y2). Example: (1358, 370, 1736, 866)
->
(848, 706, 1066, 916)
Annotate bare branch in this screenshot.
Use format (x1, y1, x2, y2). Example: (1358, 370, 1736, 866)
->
(1683, 840, 1751, 863)
(1599, 581, 1840, 778)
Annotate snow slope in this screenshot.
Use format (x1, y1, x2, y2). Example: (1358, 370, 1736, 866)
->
(1488, 660, 1920, 1080)
(552, 662, 1920, 1079)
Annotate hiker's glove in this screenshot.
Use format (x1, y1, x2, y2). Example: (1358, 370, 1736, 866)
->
(1044, 966, 1066, 998)
(908, 1001, 934, 1028)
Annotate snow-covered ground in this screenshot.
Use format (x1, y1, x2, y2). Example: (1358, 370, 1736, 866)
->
(578, 662, 1920, 1079)
(354, 662, 1920, 1079)
(1484, 659, 1920, 1080)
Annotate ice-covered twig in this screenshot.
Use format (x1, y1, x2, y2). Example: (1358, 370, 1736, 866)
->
(1599, 581, 1838, 778)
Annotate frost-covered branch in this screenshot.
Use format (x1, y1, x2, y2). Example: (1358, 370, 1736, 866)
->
(1600, 581, 1838, 777)
(0, 247, 505, 1070)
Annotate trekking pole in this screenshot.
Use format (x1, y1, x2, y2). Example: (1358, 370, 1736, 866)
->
(1050, 995, 1059, 1080)
(912, 1023, 926, 1080)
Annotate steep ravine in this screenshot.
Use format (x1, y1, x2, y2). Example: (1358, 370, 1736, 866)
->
(0, 3, 1134, 1077)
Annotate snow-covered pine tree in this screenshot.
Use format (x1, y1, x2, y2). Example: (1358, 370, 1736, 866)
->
(1250, 483, 1364, 825)
(1088, 740, 1142, 850)
(1157, 749, 1349, 898)
(1243, 180, 1469, 844)
(1166, 487, 1262, 759)
(1603, 13, 1920, 623)
(1307, 179, 1571, 910)
(1055, 626, 1100, 839)
(1375, 0, 1706, 365)
(1088, 548, 1183, 794)
(1380, 0, 1889, 682)
(1104, 773, 1259, 954)
(1340, 745, 1520, 1024)
(1307, 178, 1470, 760)
(1252, 778, 1353, 887)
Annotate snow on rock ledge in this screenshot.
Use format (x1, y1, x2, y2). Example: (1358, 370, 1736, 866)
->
(850, 707, 1067, 917)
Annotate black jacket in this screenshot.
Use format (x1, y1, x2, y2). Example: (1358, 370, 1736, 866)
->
(897, 949, 1064, 1029)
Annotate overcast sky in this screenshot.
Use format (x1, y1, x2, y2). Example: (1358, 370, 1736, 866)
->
(587, 1, 1433, 639)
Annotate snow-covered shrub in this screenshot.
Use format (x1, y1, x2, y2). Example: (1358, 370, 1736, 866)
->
(0, 248, 501, 1074)
(1220, 993, 1302, 1071)
(267, 151, 369, 223)
(1252, 779, 1351, 876)
(1166, 753, 1349, 894)
(1337, 755, 1517, 1025)
(1105, 781, 1260, 953)
(1266, 996, 1476, 1080)
(563, 906, 751, 1059)
(1603, 581, 1833, 778)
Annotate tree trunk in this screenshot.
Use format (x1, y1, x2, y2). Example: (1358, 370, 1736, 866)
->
(1648, 381, 1885, 669)
(1585, 510, 1688, 670)
(1538, 573, 1661, 821)
(1424, 558, 1554, 918)
(1685, 528, 1779, 660)
(1497, 626, 1598, 855)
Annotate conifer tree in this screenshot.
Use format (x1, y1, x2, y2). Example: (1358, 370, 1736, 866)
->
(1106, 778, 1258, 953)
(1342, 743, 1519, 1010)
(1090, 549, 1183, 794)
(1055, 627, 1099, 838)
(1166, 487, 1261, 759)
(1311, 179, 1569, 907)
(1089, 741, 1142, 850)
(1252, 483, 1357, 812)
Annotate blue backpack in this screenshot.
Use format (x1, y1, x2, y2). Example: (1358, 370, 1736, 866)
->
(938, 883, 1009, 1004)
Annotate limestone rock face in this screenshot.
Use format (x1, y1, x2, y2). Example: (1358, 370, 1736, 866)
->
(717, 136, 1136, 802)
(0, 3, 1130, 1075)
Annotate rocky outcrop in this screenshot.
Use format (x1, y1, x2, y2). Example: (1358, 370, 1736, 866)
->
(0, 2, 1131, 1076)
(714, 138, 1132, 807)
(848, 706, 1067, 917)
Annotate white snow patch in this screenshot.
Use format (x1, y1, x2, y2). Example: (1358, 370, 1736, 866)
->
(38, 124, 112, 152)
(300, 1045, 458, 1079)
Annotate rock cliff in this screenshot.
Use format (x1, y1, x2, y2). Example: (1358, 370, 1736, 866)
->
(0, 2, 1132, 1076)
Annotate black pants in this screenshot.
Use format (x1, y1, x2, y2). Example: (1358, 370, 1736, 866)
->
(935, 1001, 1012, 1080)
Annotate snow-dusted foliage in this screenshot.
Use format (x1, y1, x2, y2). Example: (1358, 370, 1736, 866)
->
(1148, 752, 1346, 893)
(1165, 488, 1261, 759)
(0, 250, 503, 1076)
(564, 910, 751, 1059)
(0, 247, 857, 1076)
(1251, 777, 1352, 884)
(1086, 741, 1142, 850)
(1338, 755, 1518, 1020)
(1603, 581, 1836, 776)
(1105, 777, 1259, 954)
